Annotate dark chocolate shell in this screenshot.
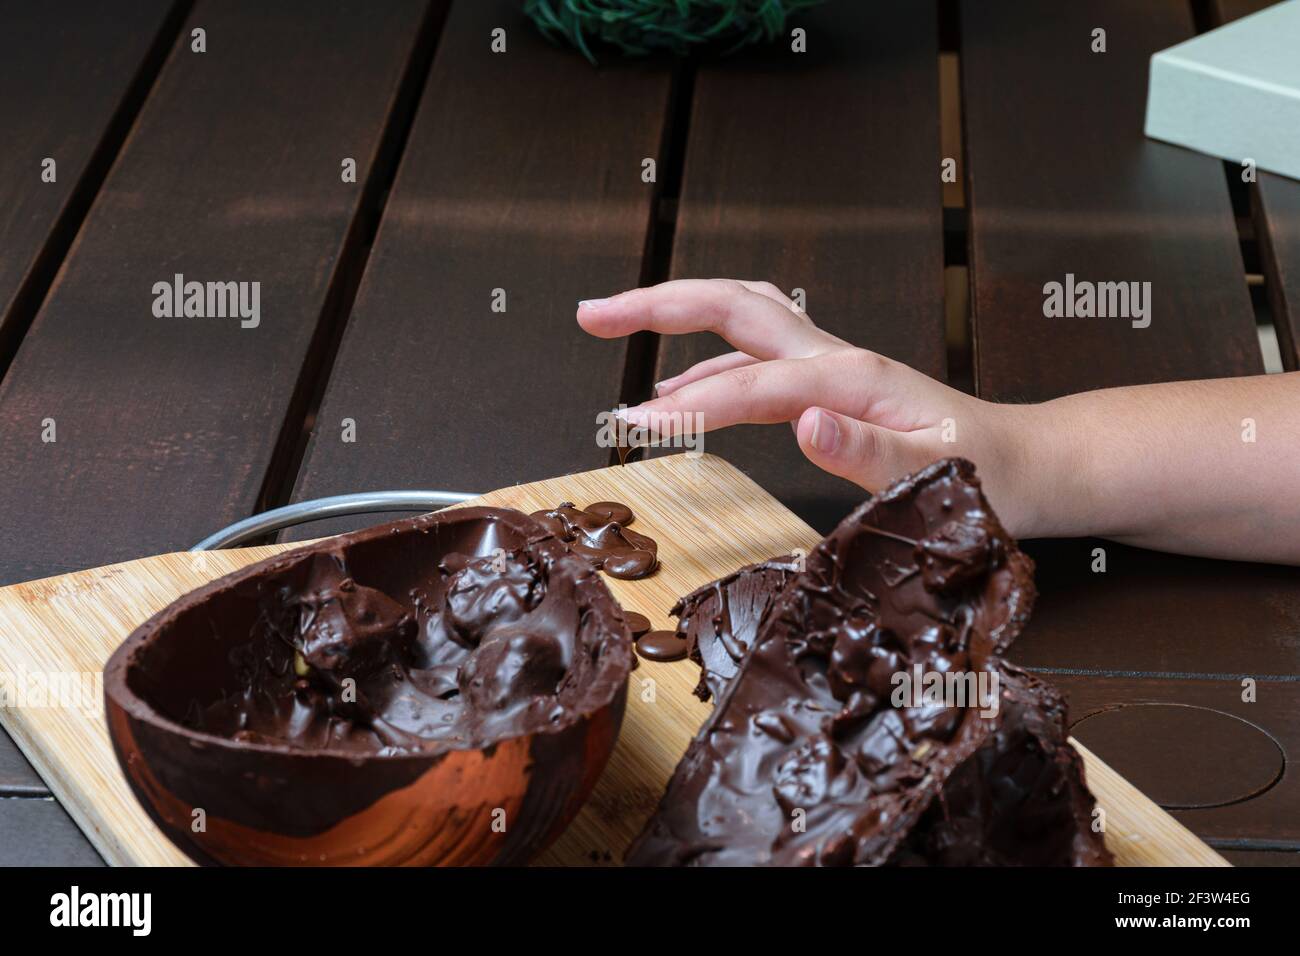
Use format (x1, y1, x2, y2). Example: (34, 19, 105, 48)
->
(104, 506, 633, 866)
(628, 458, 1111, 867)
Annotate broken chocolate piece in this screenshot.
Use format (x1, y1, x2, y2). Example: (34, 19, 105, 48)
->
(888, 662, 1110, 866)
(671, 555, 800, 701)
(530, 501, 658, 580)
(915, 519, 1002, 593)
(626, 458, 1110, 867)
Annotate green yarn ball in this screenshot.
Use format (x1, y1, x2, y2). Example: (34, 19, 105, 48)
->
(523, 0, 827, 63)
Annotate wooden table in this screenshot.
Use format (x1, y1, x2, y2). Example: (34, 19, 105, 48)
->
(0, 0, 1295, 866)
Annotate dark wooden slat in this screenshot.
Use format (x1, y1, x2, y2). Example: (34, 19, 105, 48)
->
(1051, 674, 1300, 846)
(283, 0, 674, 539)
(0, 0, 431, 584)
(1014, 539, 1300, 676)
(0, 0, 179, 368)
(0, 0, 185, 810)
(658, 0, 945, 534)
(962, 0, 1262, 403)
(1214, 0, 1300, 370)
(0, 799, 104, 866)
(961, 0, 1300, 849)
(961, 2, 1299, 675)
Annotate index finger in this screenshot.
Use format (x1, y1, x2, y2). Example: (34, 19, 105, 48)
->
(577, 278, 841, 361)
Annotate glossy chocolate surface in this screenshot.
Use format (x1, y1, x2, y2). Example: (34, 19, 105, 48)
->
(530, 501, 658, 579)
(196, 538, 612, 754)
(627, 459, 1111, 867)
(635, 630, 688, 663)
(104, 506, 632, 865)
(672, 555, 800, 701)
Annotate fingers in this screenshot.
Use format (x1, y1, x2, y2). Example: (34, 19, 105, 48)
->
(648, 278, 806, 396)
(655, 351, 757, 397)
(733, 280, 798, 312)
(577, 278, 840, 360)
(625, 347, 937, 438)
(623, 353, 878, 435)
(795, 407, 929, 492)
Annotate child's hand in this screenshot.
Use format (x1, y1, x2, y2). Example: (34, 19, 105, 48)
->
(578, 279, 1300, 564)
(577, 279, 1047, 537)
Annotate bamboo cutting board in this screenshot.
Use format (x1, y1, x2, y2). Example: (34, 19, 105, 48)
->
(0, 454, 1225, 866)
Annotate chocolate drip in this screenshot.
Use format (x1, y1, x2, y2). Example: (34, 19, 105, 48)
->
(615, 436, 641, 466)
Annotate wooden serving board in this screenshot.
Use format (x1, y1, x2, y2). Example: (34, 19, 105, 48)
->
(0, 454, 1226, 866)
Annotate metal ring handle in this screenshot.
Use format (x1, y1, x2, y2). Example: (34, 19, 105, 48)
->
(190, 490, 479, 551)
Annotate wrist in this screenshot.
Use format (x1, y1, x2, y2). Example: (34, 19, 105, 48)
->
(984, 399, 1089, 541)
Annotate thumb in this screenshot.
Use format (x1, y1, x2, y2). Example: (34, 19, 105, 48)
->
(795, 406, 924, 492)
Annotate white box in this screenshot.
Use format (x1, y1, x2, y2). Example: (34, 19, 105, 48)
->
(1145, 0, 1300, 181)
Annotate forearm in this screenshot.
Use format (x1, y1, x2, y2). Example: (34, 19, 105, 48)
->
(576, 280, 1300, 564)
(1011, 373, 1300, 563)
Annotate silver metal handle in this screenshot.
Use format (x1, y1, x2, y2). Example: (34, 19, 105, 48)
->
(190, 490, 479, 551)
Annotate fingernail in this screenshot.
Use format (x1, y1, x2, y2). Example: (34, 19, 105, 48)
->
(615, 405, 650, 427)
(810, 409, 840, 453)
(579, 298, 610, 309)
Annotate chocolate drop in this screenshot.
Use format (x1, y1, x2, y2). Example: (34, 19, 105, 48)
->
(635, 630, 688, 663)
